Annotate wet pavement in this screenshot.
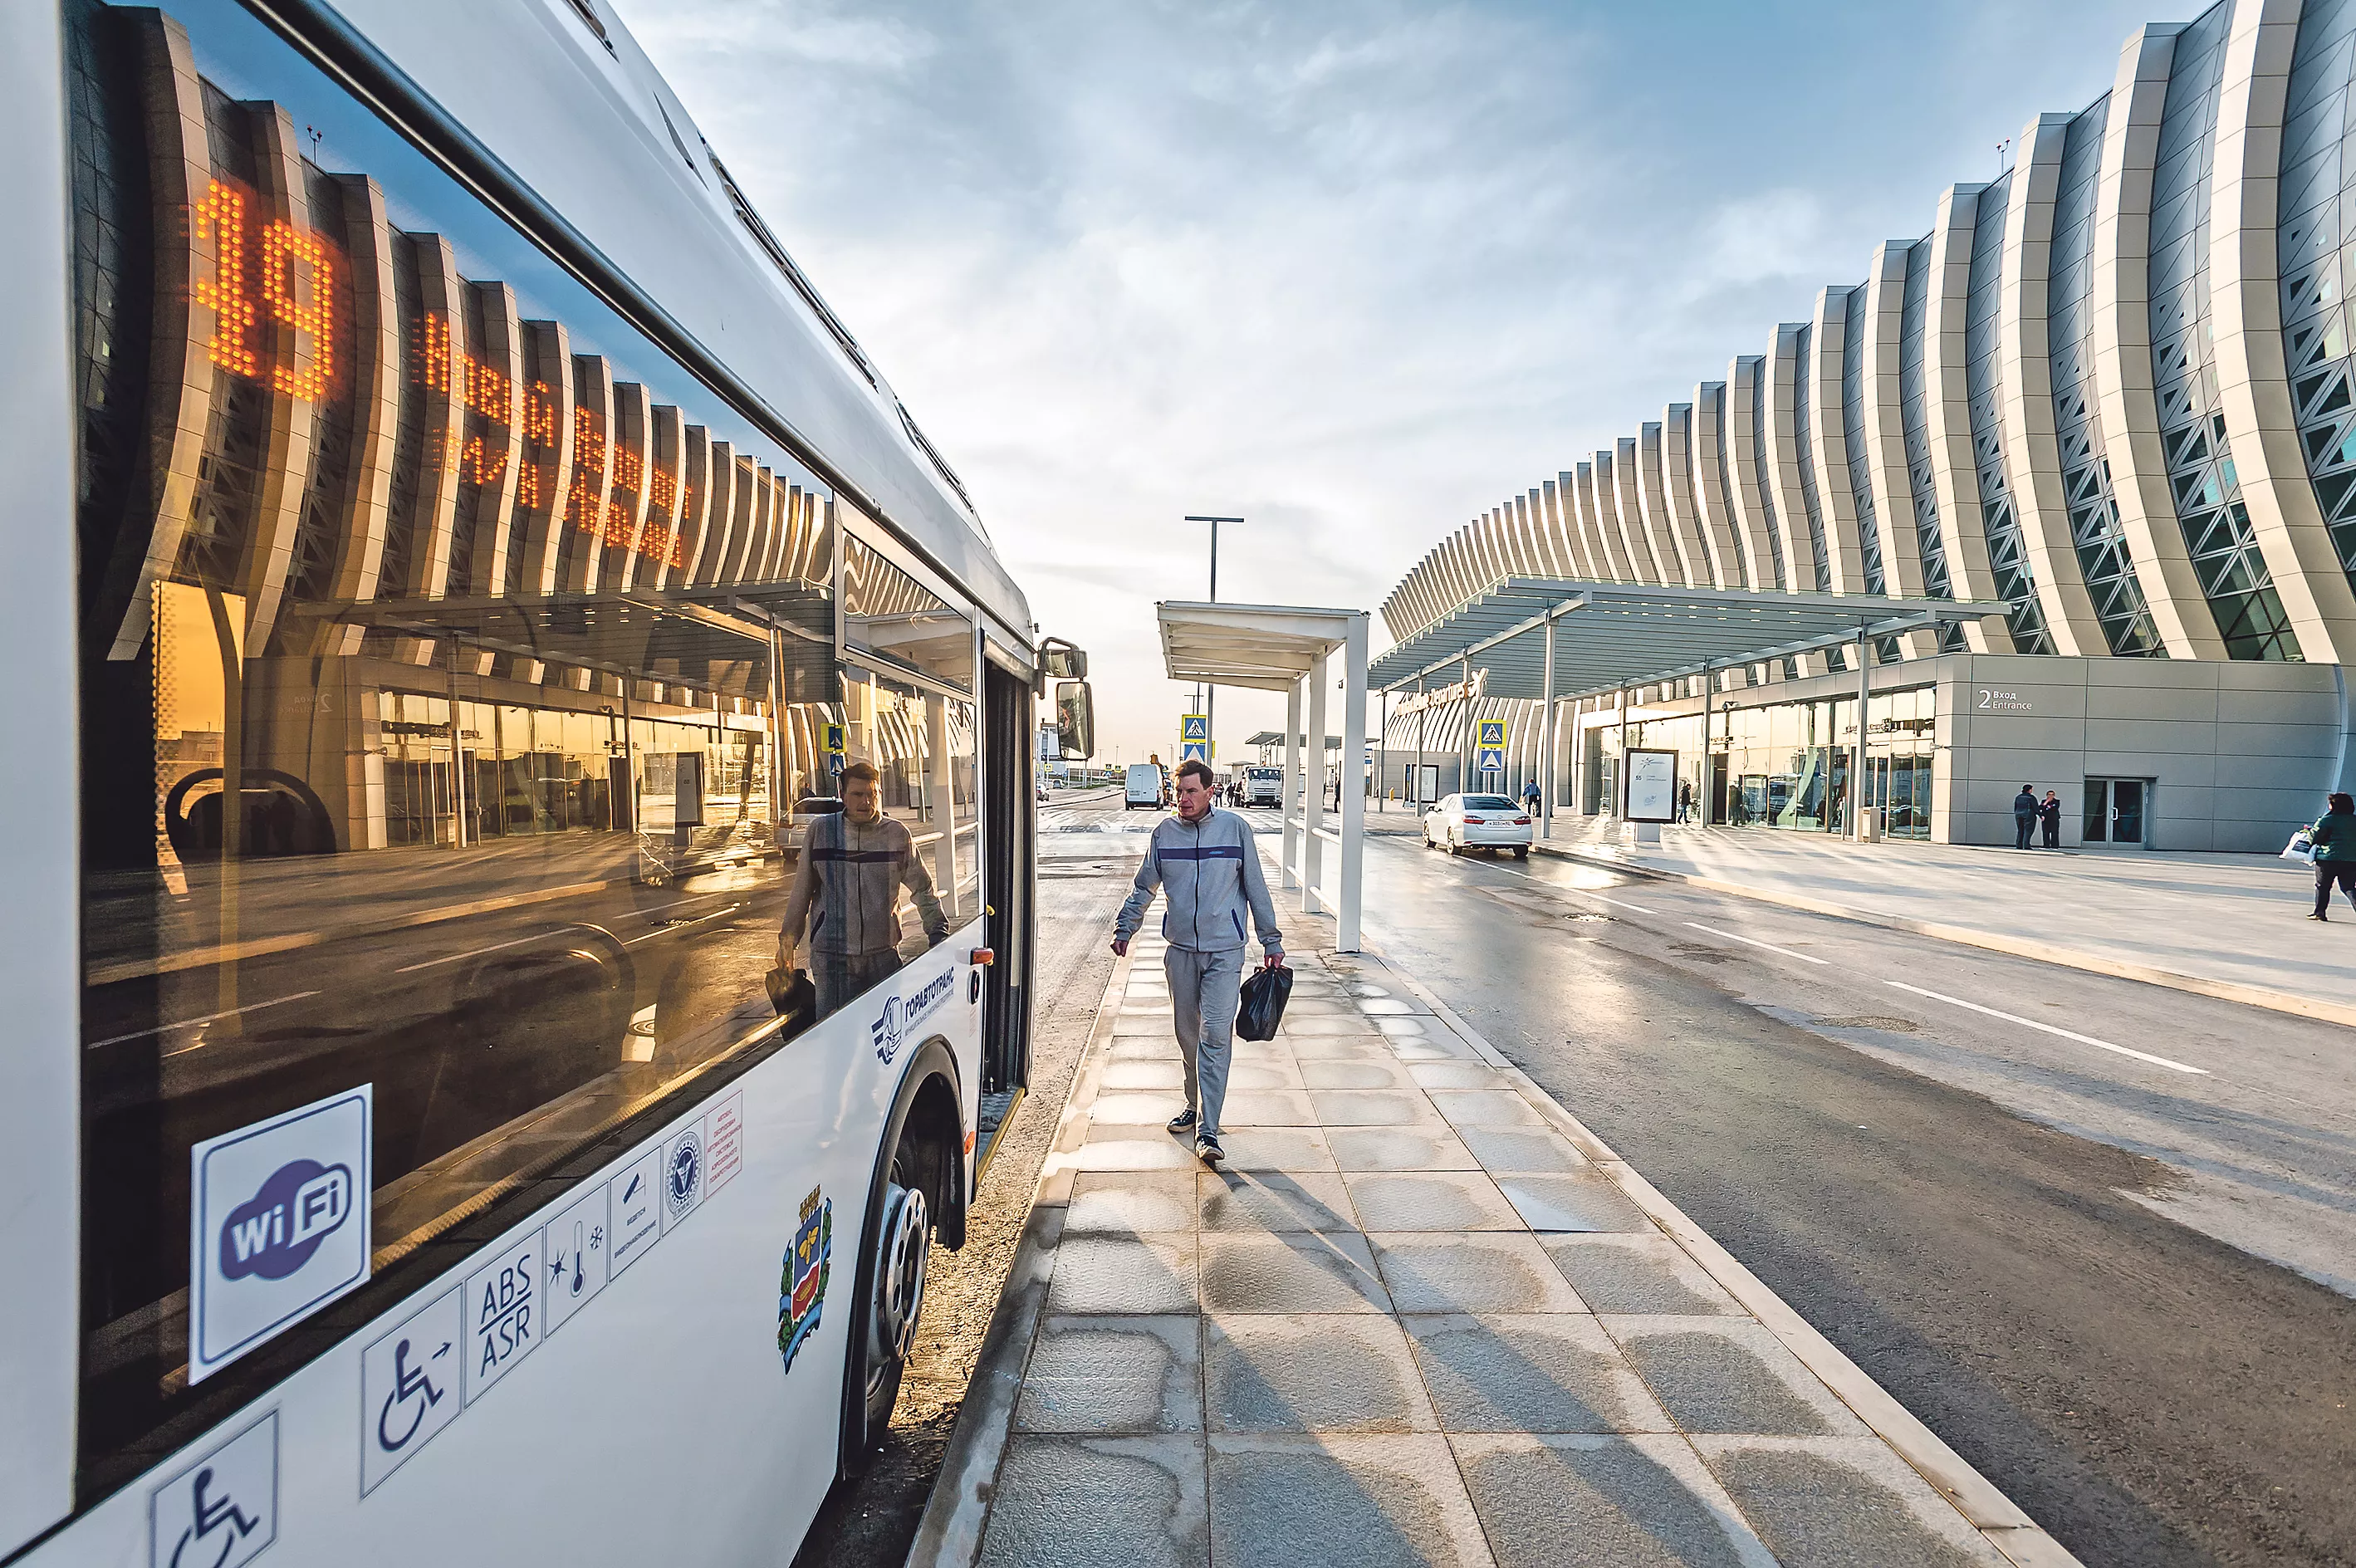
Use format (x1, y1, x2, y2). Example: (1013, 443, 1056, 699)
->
(925, 916, 2063, 1567)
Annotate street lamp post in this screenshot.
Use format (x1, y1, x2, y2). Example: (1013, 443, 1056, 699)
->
(1184, 515, 1243, 762)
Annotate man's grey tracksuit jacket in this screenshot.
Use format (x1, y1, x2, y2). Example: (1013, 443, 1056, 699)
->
(1114, 808, 1282, 1138)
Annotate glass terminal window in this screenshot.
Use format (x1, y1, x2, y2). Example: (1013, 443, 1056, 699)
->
(64, 0, 974, 1486)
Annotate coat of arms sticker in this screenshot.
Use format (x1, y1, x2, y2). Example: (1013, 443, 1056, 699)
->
(778, 1184, 831, 1372)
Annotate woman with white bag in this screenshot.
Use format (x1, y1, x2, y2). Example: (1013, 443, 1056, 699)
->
(2306, 793, 2356, 920)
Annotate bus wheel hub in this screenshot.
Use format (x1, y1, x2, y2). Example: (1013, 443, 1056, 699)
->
(872, 1182, 929, 1365)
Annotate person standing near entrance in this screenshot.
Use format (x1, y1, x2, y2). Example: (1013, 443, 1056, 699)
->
(1111, 758, 1285, 1165)
(1522, 779, 1541, 820)
(2013, 785, 2039, 850)
(2040, 789, 2063, 850)
(776, 760, 951, 1017)
(1678, 780, 1695, 825)
(2308, 793, 2356, 920)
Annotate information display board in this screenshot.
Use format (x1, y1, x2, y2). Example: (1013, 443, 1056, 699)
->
(1624, 748, 1678, 823)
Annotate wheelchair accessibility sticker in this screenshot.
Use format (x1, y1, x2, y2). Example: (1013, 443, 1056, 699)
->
(150, 1410, 276, 1568)
(350, 1093, 750, 1500)
(360, 1287, 462, 1495)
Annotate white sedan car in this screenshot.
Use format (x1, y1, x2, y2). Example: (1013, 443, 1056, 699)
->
(1423, 792, 1534, 857)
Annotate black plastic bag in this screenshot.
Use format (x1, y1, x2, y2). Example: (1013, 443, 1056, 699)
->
(767, 966, 817, 1034)
(1236, 963, 1293, 1041)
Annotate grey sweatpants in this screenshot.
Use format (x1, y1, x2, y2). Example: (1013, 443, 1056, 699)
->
(1165, 944, 1247, 1137)
(815, 949, 903, 1019)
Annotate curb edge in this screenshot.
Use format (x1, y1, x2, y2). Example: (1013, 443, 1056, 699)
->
(902, 943, 1136, 1568)
(1351, 940, 2089, 1568)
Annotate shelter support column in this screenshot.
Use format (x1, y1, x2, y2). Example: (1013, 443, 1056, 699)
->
(1282, 677, 1302, 890)
(1337, 616, 1365, 952)
(1304, 647, 1328, 915)
(1703, 664, 1716, 828)
(1852, 625, 1869, 840)
(1540, 611, 1557, 840)
(1414, 674, 1427, 807)
(1617, 688, 1630, 821)
(1459, 654, 1473, 795)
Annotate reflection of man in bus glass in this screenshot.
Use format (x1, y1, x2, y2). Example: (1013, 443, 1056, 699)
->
(776, 760, 949, 1016)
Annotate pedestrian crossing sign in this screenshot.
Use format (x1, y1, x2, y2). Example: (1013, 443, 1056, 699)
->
(1477, 719, 1507, 772)
(822, 723, 845, 755)
(1181, 714, 1208, 743)
(1181, 742, 1209, 762)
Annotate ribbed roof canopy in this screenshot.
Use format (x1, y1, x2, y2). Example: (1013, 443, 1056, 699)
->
(1157, 600, 1365, 693)
(1370, 579, 2007, 699)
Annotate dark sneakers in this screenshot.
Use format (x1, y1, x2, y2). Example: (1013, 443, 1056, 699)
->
(1167, 1108, 1198, 1134)
(1195, 1134, 1225, 1166)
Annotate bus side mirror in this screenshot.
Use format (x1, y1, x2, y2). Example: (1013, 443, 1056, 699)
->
(1041, 639, 1088, 680)
(1055, 680, 1095, 760)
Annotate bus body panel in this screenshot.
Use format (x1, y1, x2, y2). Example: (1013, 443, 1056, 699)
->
(7, 0, 1017, 1556)
(0, 0, 82, 1551)
(16, 922, 982, 1566)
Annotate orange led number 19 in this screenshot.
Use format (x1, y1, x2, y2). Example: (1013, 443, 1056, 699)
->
(193, 177, 335, 400)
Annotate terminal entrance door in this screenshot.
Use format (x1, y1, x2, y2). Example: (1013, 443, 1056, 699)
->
(2084, 777, 2154, 846)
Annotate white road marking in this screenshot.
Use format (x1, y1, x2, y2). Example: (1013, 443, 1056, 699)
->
(394, 893, 725, 973)
(1886, 980, 2210, 1076)
(1374, 831, 1660, 914)
(393, 929, 552, 974)
(625, 902, 746, 945)
(1493, 860, 1659, 914)
(1683, 920, 1830, 965)
(88, 989, 322, 1050)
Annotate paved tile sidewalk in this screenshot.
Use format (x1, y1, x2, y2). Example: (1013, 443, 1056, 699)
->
(1528, 815, 2356, 1026)
(919, 922, 2074, 1567)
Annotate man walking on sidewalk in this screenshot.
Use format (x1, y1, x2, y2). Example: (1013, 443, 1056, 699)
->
(1111, 757, 1285, 1165)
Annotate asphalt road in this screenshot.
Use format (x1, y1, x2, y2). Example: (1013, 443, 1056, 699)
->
(1300, 808, 2356, 1567)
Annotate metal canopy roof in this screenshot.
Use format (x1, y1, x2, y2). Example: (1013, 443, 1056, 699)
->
(1245, 731, 1341, 750)
(1158, 600, 1366, 692)
(1369, 578, 2008, 700)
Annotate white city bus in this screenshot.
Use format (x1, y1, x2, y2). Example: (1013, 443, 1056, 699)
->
(0, 0, 1088, 1560)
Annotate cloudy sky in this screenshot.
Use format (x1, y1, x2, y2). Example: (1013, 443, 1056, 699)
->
(615, 0, 2160, 765)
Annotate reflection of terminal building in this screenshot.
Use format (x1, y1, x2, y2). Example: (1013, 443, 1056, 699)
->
(1374, 2, 2356, 853)
(81, 12, 979, 884)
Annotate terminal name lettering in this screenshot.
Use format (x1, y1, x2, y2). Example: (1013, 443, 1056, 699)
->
(1976, 688, 2032, 713)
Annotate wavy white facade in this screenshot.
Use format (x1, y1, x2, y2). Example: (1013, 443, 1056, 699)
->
(1378, 0, 2356, 678)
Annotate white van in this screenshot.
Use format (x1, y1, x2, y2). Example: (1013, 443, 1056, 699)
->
(1124, 762, 1168, 810)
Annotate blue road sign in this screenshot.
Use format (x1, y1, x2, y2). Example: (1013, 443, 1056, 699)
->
(1476, 719, 1507, 772)
(1181, 714, 1208, 742)
(1180, 741, 1209, 762)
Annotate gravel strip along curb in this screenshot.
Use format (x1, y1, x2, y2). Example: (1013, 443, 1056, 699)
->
(904, 941, 1135, 1566)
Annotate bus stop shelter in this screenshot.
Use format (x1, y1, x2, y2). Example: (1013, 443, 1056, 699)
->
(1368, 578, 2006, 839)
(1156, 601, 1369, 952)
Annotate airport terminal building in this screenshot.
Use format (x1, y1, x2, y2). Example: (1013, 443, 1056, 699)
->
(1374, 0, 2356, 851)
